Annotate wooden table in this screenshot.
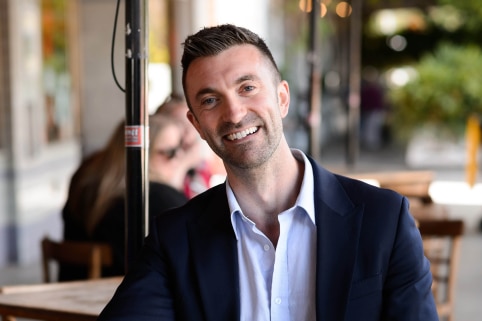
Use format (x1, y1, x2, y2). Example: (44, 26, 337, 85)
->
(0, 277, 122, 321)
(346, 170, 435, 200)
(344, 170, 449, 220)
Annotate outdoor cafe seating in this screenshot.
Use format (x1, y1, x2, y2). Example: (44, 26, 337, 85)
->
(0, 238, 116, 321)
(0, 170, 465, 321)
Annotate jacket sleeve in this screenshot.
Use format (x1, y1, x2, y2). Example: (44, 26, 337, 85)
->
(97, 224, 176, 321)
(381, 197, 439, 320)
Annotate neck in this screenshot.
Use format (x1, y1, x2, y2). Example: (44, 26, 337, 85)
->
(227, 144, 304, 245)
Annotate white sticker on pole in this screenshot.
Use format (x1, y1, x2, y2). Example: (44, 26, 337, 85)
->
(125, 125, 145, 147)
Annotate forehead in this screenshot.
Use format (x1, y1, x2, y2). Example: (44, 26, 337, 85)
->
(184, 45, 272, 92)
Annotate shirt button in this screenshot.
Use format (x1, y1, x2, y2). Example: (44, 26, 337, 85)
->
(275, 298, 282, 305)
(263, 244, 270, 251)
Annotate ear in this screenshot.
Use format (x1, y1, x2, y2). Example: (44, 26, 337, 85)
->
(187, 110, 205, 140)
(278, 80, 290, 118)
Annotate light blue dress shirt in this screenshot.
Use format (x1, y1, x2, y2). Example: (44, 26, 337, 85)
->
(228, 149, 317, 321)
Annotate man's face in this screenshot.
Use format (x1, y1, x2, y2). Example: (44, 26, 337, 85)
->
(185, 44, 290, 170)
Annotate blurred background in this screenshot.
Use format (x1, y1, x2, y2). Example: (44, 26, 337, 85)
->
(0, 0, 481, 319)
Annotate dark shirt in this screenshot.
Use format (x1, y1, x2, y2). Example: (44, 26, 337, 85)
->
(59, 181, 187, 281)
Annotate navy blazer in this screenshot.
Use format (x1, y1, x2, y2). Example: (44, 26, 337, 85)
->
(98, 158, 439, 321)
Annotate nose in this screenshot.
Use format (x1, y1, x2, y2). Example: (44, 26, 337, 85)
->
(221, 95, 247, 124)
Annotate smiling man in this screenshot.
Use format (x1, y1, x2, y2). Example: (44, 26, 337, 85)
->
(98, 24, 439, 321)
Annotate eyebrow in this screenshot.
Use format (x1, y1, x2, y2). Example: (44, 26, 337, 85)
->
(236, 74, 258, 83)
(195, 87, 217, 102)
(194, 74, 259, 101)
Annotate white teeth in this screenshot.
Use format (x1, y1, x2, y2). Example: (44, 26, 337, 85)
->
(226, 127, 258, 141)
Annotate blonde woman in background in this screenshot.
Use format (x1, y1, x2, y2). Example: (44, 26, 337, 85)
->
(61, 120, 126, 280)
(149, 114, 202, 192)
(61, 114, 194, 281)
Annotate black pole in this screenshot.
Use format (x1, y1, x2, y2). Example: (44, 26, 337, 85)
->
(307, 0, 322, 161)
(124, 0, 149, 271)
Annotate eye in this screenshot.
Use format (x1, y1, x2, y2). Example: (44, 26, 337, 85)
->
(156, 147, 179, 160)
(156, 139, 183, 160)
(239, 80, 258, 95)
(243, 85, 255, 92)
(200, 96, 217, 107)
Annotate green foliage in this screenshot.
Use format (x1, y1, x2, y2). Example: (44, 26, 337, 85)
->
(437, 0, 482, 32)
(388, 43, 482, 140)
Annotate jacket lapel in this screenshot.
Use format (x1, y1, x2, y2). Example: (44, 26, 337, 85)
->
(309, 159, 364, 321)
(187, 185, 240, 321)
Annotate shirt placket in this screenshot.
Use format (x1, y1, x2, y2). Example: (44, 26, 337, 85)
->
(270, 212, 293, 320)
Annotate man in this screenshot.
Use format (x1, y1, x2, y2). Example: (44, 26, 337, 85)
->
(98, 24, 438, 321)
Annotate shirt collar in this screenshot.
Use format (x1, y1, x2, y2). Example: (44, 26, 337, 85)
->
(227, 149, 316, 239)
(291, 149, 316, 225)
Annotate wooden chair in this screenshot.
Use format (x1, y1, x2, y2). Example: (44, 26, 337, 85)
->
(1, 238, 113, 321)
(41, 236, 113, 283)
(418, 219, 464, 321)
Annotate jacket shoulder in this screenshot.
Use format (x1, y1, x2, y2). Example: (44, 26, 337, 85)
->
(151, 183, 228, 228)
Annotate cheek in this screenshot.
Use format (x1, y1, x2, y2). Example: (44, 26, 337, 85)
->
(190, 116, 210, 141)
(198, 116, 219, 141)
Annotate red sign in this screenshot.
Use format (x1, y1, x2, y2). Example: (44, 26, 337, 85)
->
(125, 125, 145, 147)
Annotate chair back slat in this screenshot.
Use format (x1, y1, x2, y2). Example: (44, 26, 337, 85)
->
(41, 236, 113, 283)
(418, 219, 464, 321)
(418, 220, 464, 237)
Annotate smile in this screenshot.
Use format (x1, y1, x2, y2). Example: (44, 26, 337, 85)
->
(226, 127, 258, 141)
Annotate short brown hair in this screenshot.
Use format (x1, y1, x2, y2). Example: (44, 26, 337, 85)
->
(181, 24, 280, 103)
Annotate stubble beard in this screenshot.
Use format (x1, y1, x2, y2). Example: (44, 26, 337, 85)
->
(211, 121, 283, 171)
